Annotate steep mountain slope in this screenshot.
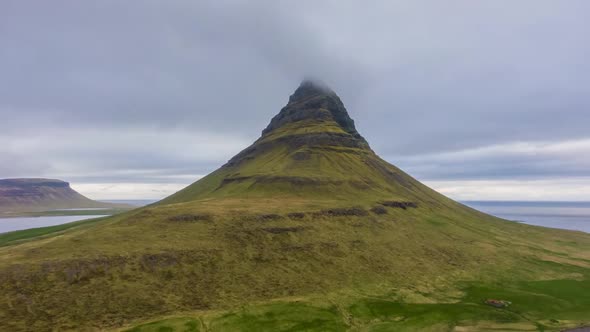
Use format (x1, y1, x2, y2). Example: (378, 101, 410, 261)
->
(0, 82, 589, 332)
(160, 81, 449, 207)
(0, 178, 128, 214)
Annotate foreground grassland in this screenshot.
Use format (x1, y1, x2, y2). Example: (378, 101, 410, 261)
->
(1, 198, 589, 331)
(114, 211, 590, 332)
(122, 276, 590, 331)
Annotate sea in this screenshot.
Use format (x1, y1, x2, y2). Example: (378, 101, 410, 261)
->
(1, 200, 589, 234)
(0, 200, 152, 234)
(463, 201, 590, 233)
(0, 215, 109, 234)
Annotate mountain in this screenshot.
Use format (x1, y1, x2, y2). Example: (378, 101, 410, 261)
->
(160, 80, 447, 207)
(0, 81, 589, 332)
(0, 178, 128, 215)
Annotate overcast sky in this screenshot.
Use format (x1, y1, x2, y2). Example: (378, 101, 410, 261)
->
(1, 1, 589, 201)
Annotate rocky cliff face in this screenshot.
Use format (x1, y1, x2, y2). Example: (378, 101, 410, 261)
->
(261, 80, 367, 142)
(0, 179, 73, 198)
(0, 178, 122, 212)
(224, 81, 371, 167)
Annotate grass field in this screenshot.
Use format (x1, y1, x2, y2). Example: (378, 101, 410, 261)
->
(121, 277, 590, 331)
(1, 199, 588, 331)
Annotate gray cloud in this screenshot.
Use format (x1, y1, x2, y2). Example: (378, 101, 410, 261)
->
(392, 139, 590, 181)
(1, 0, 589, 199)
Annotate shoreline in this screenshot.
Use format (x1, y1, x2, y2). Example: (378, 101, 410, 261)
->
(0, 208, 132, 219)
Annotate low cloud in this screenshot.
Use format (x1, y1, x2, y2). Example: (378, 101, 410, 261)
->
(426, 178, 590, 201)
(391, 138, 590, 181)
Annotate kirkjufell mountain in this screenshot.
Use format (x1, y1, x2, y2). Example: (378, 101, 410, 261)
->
(160, 80, 445, 206)
(1, 81, 589, 331)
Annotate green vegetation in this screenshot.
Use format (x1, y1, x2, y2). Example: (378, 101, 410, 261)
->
(126, 317, 201, 332)
(348, 278, 590, 331)
(120, 277, 590, 331)
(209, 302, 347, 332)
(1, 81, 589, 331)
(3, 191, 588, 331)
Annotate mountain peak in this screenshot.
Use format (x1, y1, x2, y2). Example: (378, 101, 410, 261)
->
(162, 80, 427, 204)
(261, 81, 366, 143)
(288, 79, 335, 103)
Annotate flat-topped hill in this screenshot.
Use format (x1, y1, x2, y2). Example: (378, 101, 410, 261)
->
(0, 178, 129, 214)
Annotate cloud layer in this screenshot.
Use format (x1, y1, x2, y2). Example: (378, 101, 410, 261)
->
(1, 1, 589, 200)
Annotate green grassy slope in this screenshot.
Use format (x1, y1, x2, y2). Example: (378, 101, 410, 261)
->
(1, 201, 589, 331)
(0, 81, 589, 331)
(159, 119, 447, 206)
(122, 274, 590, 332)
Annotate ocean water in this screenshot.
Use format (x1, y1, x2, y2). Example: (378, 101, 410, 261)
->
(0, 215, 108, 234)
(0, 200, 155, 234)
(463, 201, 590, 233)
(0, 200, 156, 234)
(101, 199, 156, 206)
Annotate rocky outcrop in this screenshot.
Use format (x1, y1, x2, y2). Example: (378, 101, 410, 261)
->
(261, 80, 367, 142)
(224, 80, 371, 168)
(224, 131, 370, 167)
